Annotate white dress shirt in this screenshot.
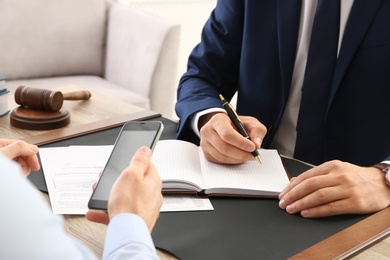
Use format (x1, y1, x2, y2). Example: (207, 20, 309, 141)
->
(0, 154, 158, 260)
(192, 0, 354, 157)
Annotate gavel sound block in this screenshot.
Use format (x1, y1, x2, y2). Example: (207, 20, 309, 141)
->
(10, 86, 92, 130)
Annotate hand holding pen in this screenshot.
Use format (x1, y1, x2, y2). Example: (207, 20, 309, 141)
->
(219, 94, 263, 164)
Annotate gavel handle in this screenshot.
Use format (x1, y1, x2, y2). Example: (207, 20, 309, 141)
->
(63, 91, 92, 100)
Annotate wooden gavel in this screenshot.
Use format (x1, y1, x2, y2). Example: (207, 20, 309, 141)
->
(15, 86, 91, 112)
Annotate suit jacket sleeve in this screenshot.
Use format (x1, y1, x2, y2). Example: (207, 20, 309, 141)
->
(175, 0, 244, 141)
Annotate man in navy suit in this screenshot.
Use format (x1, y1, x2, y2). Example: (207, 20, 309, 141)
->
(175, 1, 390, 217)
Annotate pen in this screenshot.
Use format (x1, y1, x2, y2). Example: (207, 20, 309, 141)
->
(219, 94, 262, 164)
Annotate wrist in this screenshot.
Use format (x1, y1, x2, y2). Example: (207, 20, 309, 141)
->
(372, 163, 390, 187)
(191, 108, 225, 137)
(198, 112, 221, 131)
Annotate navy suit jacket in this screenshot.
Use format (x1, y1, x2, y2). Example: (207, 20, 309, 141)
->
(176, 0, 390, 166)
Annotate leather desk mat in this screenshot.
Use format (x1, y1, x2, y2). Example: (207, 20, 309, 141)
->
(152, 157, 367, 259)
(28, 116, 370, 259)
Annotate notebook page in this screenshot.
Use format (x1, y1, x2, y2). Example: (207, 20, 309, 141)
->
(199, 149, 290, 193)
(152, 140, 204, 190)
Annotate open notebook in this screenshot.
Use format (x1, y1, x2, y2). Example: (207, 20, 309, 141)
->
(151, 140, 290, 198)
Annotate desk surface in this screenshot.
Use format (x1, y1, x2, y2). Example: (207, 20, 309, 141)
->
(0, 85, 146, 140)
(1, 86, 389, 259)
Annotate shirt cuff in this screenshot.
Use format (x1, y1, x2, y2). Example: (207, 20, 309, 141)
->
(103, 213, 157, 259)
(190, 108, 226, 137)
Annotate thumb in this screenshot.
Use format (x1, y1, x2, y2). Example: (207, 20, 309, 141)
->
(127, 146, 152, 177)
(85, 210, 109, 225)
(241, 117, 266, 149)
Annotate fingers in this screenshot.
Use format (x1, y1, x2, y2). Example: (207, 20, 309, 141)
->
(1, 140, 38, 160)
(90, 171, 103, 190)
(0, 140, 40, 175)
(278, 161, 390, 218)
(217, 115, 265, 151)
(200, 113, 266, 164)
(240, 116, 267, 148)
(280, 181, 349, 216)
(200, 113, 251, 164)
(278, 162, 341, 214)
(278, 162, 333, 199)
(200, 126, 253, 164)
(129, 146, 152, 173)
(107, 146, 162, 231)
(86, 147, 155, 225)
(299, 199, 355, 218)
(85, 210, 109, 225)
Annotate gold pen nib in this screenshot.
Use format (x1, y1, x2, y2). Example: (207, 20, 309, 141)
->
(255, 155, 262, 164)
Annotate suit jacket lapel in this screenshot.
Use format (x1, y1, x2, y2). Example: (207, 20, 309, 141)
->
(328, 0, 384, 110)
(277, 0, 301, 101)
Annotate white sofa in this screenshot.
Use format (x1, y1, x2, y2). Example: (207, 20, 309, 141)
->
(0, 0, 180, 118)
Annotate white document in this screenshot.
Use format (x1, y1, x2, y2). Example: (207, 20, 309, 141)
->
(39, 146, 113, 215)
(39, 145, 213, 215)
(162, 195, 213, 212)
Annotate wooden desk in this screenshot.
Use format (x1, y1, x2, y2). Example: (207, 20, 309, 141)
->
(0, 85, 147, 141)
(354, 238, 390, 259)
(1, 86, 389, 259)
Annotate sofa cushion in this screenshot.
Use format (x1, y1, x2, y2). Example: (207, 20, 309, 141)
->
(6, 76, 150, 109)
(0, 0, 106, 80)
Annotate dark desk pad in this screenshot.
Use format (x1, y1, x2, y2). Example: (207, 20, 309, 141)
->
(28, 116, 368, 259)
(153, 163, 367, 259)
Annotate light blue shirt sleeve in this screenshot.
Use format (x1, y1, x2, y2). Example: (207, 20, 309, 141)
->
(0, 154, 158, 260)
(103, 213, 159, 260)
(0, 154, 95, 259)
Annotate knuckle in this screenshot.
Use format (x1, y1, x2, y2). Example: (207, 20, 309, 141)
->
(325, 160, 345, 171)
(339, 173, 354, 183)
(327, 201, 339, 214)
(315, 189, 328, 202)
(261, 124, 267, 132)
(301, 178, 316, 191)
(294, 199, 304, 209)
(283, 190, 295, 203)
(203, 152, 218, 163)
(354, 199, 368, 212)
(137, 155, 150, 167)
(199, 138, 207, 149)
(212, 152, 228, 164)
(218, 128, 233, 142)
(199, 124, 211, 137)
(14, 140, 26, 150)
(347, 190, 367, 211)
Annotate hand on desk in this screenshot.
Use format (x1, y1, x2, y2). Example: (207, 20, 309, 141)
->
(197, 114, 390, 218)
(199, 113, 266, 164)
(278, 160, 390, 218)
(0, 139, 40, 175)
(86, 146, 163, 232)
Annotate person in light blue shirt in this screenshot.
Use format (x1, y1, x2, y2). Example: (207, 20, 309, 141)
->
(0, 139, 162, 259)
